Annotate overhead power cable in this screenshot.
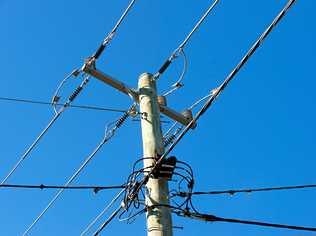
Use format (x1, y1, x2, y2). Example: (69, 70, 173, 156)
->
(0, 75, 90, 185)
(176, 184, 316, 197)
(93, 206, 123, 236)
(0, 184, 125, 192)
(0, 96, 127, 113)
(127, 0, 297, 206)
(81, 189, 126, 235)
(196, 0, 297, 118)
(155, 0, 219, 97)
(1, 0, 138, 185)
(22, 105, 134, 236)
(155, 0, 219, 79)
(176, 211, 316, 232)
(91, 0, 137, 60)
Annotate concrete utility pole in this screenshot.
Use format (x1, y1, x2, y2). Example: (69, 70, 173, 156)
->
(83, 62, 192, 235)
(138, 73, 173, 236)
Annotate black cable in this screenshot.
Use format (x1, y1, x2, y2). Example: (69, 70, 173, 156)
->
(198, 0, 297, 117)
(93, 206, 123, 236)
(177, 184, 316, 197)
(0, 96, 126, 113)
(178, 211, 316, 232)
(126, 0, 297, 207)
(0, 184, 125, 191)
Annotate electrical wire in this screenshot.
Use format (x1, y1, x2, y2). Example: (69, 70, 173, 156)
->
(91, 0, 137, 60)
(93, 205, 123, 236)
(188, 94, 212, 111)
(52, 69, 80, 113)
(91, 157, 194, 235)
(22, 106, 133, 235)
(0, 184, 125, 191)
(196, 0, 297, 118)
(0, 76, 90, 185)
(1, 0, 139, 186)
(176, 211, 316, 232)
(126, 0, 297, 208)
(162, 49, 187, 97)
(0, 96, 127, 113)
(154, 0, 219, 79)
(177, 184, 316, 197)
(81, 189, 126, 235)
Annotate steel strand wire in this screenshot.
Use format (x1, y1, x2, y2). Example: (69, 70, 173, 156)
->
(155, 0, 219, 79)
(8, 0, 139, 186)
(80, 188, 126, 235)
(1, 76, 90, 185)
(126, 0, 297, 207)
(22, 108, 132, 235)
(92, 0, 137, 60)
(93, 205, 123, 236)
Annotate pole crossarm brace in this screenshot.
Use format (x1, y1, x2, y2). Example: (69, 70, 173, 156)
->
(83, 64, 194, 127)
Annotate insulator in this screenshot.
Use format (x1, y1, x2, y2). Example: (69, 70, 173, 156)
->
(164, 134, 176, 147)
(68, 86, 83, 102)
(115, 111, 129, 128)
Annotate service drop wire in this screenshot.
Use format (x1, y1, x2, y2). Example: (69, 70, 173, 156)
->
(91, 0, 137, 60)
(154, 0, 219, 79)
(0, 74, 89, 185)
(127, 0, 297, 204)
(22, 106, 133, 236)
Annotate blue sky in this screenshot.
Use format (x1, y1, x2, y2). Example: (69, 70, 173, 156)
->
(0, 0, 315, 235)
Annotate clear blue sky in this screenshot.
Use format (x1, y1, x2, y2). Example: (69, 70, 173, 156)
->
(0, 0, 315, 235)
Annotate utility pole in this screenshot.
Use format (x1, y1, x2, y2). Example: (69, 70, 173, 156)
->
(138, 73, 173, 236)
(83, 62, 192, 235)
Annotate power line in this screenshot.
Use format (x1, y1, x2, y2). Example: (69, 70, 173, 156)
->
(197, 0, 297, 117)
(0, 96, 127, 113)
(93, 206, 123, 236)
(126, 0, 297, 208)
(176, 184, 316, 197)
(1, 0, 139, 186)
(0, 76, 90, 185)
(176, 211, 316, 232)
(0, 184, 125, 191)
(22, 106, 134, 235)
(154, 0, 219, 79)
(81, 189, 126, 235)
(91, 0, 137, 60)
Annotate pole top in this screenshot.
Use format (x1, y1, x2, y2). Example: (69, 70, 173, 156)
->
(138, 72, 155, 89)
